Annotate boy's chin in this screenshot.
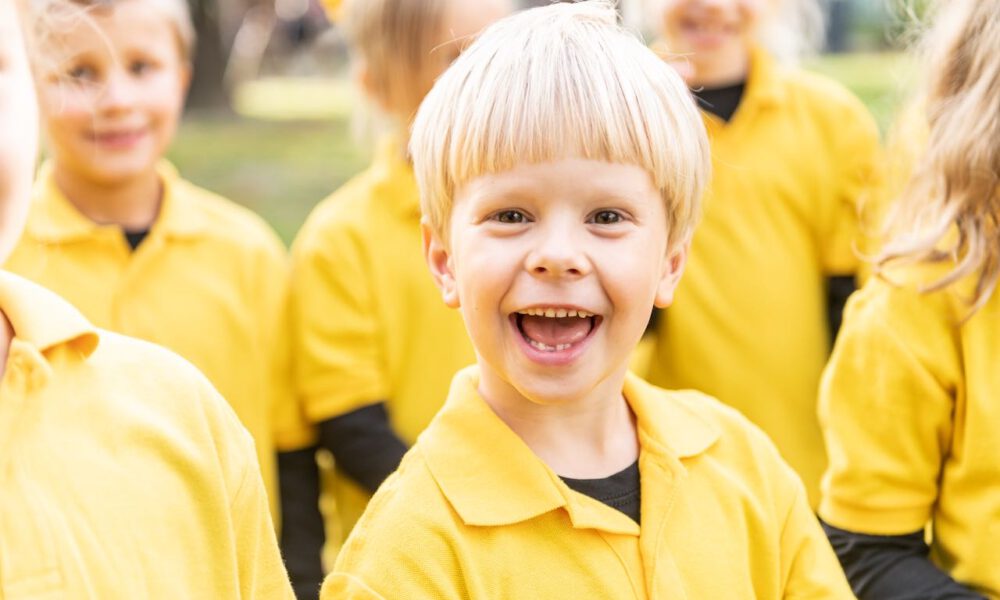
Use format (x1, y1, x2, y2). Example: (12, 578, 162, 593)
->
(80, 159, 159, 187)
(506, 365, 628, 408)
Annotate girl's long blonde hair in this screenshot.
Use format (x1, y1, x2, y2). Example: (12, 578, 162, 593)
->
(877, 0, 1000, 312)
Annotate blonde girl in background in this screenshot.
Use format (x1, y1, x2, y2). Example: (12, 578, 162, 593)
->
(818, 0, 1000, 597)
(4, 0, 305, 524)
(280, 0, 511, 594)
(640, 0, 881, 506)
(0, 0, 292, 595)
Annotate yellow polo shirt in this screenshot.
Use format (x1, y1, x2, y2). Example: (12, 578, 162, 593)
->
(5, 162, 302, 518)
(642, 49, 880, 506)
(0, 271, 293, 599)
(321, 367, 854, 599)
(819, 265, 1000, 598)
(291, 137, 474, 543)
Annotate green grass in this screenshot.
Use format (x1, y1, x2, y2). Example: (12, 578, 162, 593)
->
(170, 52, 911, 244)
(167, 115, 367, 243)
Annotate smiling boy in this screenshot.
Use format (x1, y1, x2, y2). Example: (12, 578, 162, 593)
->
(320, 2, 853, 598)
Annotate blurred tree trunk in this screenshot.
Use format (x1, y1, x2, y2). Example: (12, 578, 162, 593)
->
(187, 0, 233, 113)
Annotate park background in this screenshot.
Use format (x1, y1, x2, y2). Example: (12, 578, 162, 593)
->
(169, 0, 918, 244)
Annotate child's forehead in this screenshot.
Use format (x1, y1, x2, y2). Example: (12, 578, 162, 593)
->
(458, 158, 660, 201)
(47, 0, 176, 51)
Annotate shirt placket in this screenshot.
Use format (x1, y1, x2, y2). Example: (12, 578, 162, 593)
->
(0, 341, 63, 597)
(110, 230, 163, 335)
(638, 452, 687, 600)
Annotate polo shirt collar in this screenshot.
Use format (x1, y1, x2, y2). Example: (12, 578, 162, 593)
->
(0, 270, 99, 358)
(26, 161, 209, 244)
(741, 47, 785, 109)
(369, 135, 421, 219)
(421, 367, 719, 531)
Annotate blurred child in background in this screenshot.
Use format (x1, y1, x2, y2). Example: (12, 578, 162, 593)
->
(0, 0, 292, 595)
(818, 0, 1000, 597)
(279, 0, 510, 594)
(321, 3, 853, 597)
(4, 0, 305, 524)
(640, 0, 881, 506)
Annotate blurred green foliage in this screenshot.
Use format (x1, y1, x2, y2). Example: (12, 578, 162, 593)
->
(167, 115, 367, 244)
(804, 52, 914, 132)
(169, 52, 913, 244)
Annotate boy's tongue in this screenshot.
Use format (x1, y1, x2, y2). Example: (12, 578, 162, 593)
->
(520, 315, 592, 347)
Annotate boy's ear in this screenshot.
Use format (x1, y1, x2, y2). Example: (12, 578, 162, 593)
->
(653, 240, 689, 308)
(354, 60, 393, 114)
(179, 62, 193, 96)
(422, 219, 460, 308)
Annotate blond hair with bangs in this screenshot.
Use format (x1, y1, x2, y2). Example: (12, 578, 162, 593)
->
(876, 0, 1000, 313)
(410, 0, 710, 249)
(27, 0, 196, 64)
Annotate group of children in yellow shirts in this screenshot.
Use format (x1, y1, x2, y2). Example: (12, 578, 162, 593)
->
(0, 0, 996, 597)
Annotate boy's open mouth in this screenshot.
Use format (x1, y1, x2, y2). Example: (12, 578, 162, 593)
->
(511, 308, 601, 353)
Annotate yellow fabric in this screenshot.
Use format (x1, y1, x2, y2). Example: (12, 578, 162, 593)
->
(322, 367, 854, 599)
(861, 101, 928, 263)
(0, 271, 293, 599)
(643, 50, 881, 507)
(5, 162, 308, 521)
(290, 137, 474, 549)
(819, 266, 1000, 598)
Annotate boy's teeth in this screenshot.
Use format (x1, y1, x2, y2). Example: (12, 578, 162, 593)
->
(517, 308, 594, 318)
(527, 339, 572, 352)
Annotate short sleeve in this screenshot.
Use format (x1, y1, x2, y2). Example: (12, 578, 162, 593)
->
(324, 464, 468, 600)
(290, 209, 389, 423)
(195, 373, 296, 599)
(778, 474, 855, 599)
(820, 94, 881, 277)
(253, 230, 317, 452)
(818, 278, 959, 535)
(230, 452, 298, 600)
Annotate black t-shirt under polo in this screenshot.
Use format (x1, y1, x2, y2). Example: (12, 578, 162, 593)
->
(561, 460, 641, 525)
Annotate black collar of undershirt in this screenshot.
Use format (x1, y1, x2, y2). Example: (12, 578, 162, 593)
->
(692, 80, 747, 123)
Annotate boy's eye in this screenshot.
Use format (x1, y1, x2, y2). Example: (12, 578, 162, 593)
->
(492, 209, 529, 224)
(67, 64, 97, 81)
(130, 60, 152, 76)
(590, 210, 624, 225)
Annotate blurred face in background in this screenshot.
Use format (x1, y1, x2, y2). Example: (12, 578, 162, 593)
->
(36, 0, 189, 187)
(0, 0, 40, 262)
(659, 0, 773, 85)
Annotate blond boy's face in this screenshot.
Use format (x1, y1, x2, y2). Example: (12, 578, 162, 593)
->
(425, 159, 687, 406)
(0, 0, 39, 262)
(37, 0, 188, 186)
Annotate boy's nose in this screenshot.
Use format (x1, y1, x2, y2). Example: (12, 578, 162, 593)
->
(96, 74, 136, 113)
(524, 227, 590, 279)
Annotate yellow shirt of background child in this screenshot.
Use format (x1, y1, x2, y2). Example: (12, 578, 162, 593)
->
(5, 161, 304, 518)
(321, 368, 854, 599)
(642, 50, 880, 506)
(0, 271, 293, 599)
(290, 136, 475, 541)
(819, 265, 1000, 598)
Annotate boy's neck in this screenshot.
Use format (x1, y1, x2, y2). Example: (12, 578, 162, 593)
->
(477, 365, 640, 479)
(688, 47, 751, 89)
(53, 164, 163, 232)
